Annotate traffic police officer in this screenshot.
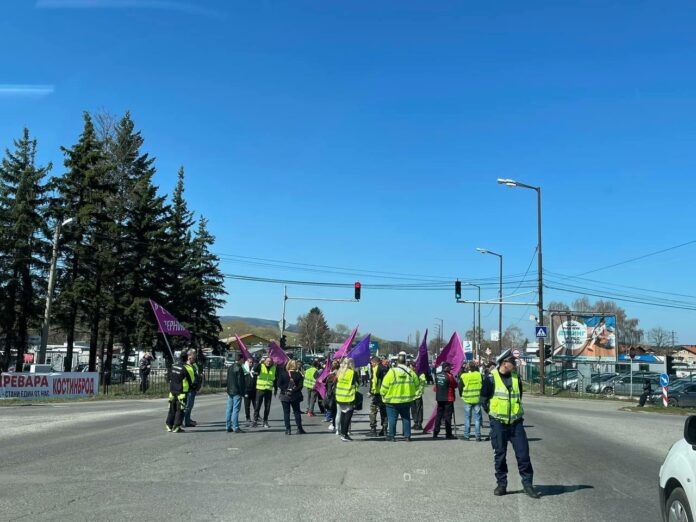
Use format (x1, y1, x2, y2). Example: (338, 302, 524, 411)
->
(480, 349, 540, 498)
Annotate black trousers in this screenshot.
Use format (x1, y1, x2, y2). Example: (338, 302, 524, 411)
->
(339, 403, 354, 436)
(369, 394, 387, 430)
(307, 390, 325, 413)
(639, 392, 648, 407)
(434, 401, 454, 436)
(166, 395, 185, 428)
(244, 395, 254, 420)
(254, 390, 273, 423)
(489, 418, 533, 488)
(140, 372, 150, 393)
(411, 397, 423, 427)
(281, 400, 303, 431)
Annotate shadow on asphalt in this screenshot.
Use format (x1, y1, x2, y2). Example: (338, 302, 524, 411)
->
(506, 485, 594, 497)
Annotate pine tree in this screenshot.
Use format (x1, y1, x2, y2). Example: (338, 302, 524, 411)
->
(188, 216, 226, 353)
(0, 129, 51, 371)
(50, 112, 110, 371)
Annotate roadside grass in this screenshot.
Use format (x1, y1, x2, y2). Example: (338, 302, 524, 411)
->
(621, 405, 696, 416)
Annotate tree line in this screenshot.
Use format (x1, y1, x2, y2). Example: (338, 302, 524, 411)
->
(0, 112, 226, 374)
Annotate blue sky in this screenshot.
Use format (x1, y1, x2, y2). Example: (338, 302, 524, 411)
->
(3, 0, 696, 344)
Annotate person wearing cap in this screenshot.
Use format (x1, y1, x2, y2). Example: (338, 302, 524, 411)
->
(304, 359, 324, 417)
(368, 356, 388, 437)
(409, 360, 427, 431)
(380, 352, 418, 441)
(480, 349, 539, 499)
(459, 362, 483, 441)
(432, 361, 457, 439)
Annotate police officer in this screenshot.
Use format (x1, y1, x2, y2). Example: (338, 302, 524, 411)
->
(166, 351, 195, 433)
(368, 356, 388, 436)
(380, 351, 418, 442)
(481, 349, 540, 498)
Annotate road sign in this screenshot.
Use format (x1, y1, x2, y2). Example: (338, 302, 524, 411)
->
(535, 326, 548, 338)
(369, 341, 379, 354)
(512, 349, 520, 359)
(660, 373, 670, 387)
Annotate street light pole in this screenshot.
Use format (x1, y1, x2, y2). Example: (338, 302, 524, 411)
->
(497, 178, 545, 393)
(476, 248, 503, 355)
(465, 283, 481, 359)
(435, 317, 444, 354)
(38, 217, 75, 366)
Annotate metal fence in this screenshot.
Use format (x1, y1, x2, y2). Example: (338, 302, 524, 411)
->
(101, 367, 227, 397)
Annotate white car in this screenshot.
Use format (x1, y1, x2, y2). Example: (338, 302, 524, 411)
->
(659, 416, 696, 521)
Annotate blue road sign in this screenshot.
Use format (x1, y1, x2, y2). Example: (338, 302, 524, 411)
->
(660, 373, 670, 387)
(535, 326, 548, 338)
(369, 341, 379, 354)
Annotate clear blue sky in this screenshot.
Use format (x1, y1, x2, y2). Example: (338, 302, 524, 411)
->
(3, 0, 696, 345)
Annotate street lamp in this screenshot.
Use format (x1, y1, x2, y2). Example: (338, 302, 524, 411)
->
(434, 317, 444, 354)
(476, 248, 503, 355)
(465, 282, 481, 360)
(37, 217, 75, 366)
(497, 177, 545, 393)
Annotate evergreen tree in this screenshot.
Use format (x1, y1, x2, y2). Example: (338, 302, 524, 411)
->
(0, 129, 51, 371)
(188, 216, 226, 353)
(50, 112, 110, 371)
(297, 307, 331, 352)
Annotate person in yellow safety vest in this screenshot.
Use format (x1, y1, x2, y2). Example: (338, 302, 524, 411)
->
(166, 350, 195, 433)
(184, 350, 202, 427)
(304, 359, 325, 417)
(459, 362, 483, 441)
(252, 356, 277, 428)
(480, 349, 539, 499)
(368, 356, 388, 437)
(335, 358, 359, 442)
(408, 360, 427, 431)
(380, 352, 418, 442)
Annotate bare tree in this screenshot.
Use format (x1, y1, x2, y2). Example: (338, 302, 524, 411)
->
(648, 327, 671, 352)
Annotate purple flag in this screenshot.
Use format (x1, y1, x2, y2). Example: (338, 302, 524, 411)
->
(414, 330, 429, 376)
(424, 332, 465, 433)
(315, 352, 332, 399)
(149, 299, 191, 339)
(267, 341, 289, 366)
(348, 335, 371, 368)
(235, 334, 253, 361)
(333, 325, 359, 359)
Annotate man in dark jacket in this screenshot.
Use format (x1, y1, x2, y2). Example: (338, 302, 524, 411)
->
(639, 378, 653, 407)
(139, 352, 154, 393)
(225, 353, 247, 433)
(433, 362, 457, 440)
(368, 356, 389, 436)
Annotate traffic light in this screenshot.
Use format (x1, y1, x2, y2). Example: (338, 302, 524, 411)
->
(667, 355, 675, 375)
(354, 281, 361, 301)
(455, 280, 462, 300)
(280, 335, 287, 349)
(535, 344, 553, 362)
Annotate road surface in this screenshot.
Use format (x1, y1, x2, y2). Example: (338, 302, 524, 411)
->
(0, 390, 683, 521)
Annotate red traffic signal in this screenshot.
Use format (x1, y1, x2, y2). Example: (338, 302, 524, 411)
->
(354, 282, 361, 300)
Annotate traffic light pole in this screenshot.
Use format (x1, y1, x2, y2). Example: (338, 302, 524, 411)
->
(280, 285, 359, 350)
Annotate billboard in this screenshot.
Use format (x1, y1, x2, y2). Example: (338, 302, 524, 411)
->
(550, 313, 617, 361)
(0, 372, 99, 400)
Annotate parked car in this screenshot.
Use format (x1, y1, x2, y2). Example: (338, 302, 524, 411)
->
(547, 369, 580, 391)
(609, 372, 660, 396)
(659, 415, 696, 521)
(586, 373, 620, 394)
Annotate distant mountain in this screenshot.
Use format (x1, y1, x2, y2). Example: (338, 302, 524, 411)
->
(219, 316, 299, 333)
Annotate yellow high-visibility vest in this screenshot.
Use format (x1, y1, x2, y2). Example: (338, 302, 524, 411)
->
(489, 370, 523, 424)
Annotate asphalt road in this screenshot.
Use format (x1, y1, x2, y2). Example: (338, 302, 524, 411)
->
(0, 389, 686, 522)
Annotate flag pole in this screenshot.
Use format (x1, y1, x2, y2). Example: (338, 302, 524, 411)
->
(161, 331, 174, 361)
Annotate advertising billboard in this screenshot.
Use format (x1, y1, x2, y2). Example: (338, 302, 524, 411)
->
(550, 313, 617, 361)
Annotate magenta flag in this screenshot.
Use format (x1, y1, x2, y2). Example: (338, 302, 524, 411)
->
(149, 299, 191, 339)
(267, 341, 289, 366)
(333, 325, 358, 359)
(435, 331, 465, 375)
(315, 353, 332, 399)
(414, 329, 429, 376)
(424, 332, 465, 433)
(348, 335, 371, 368)
(235, 334, 253, 361)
